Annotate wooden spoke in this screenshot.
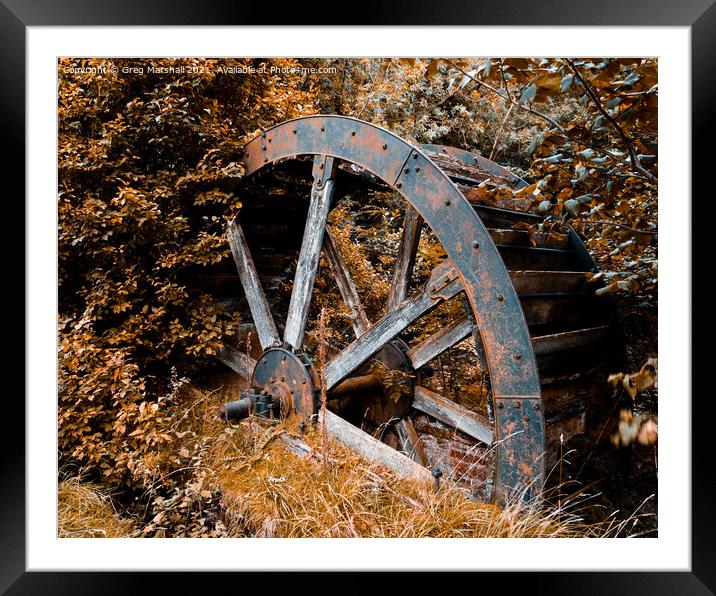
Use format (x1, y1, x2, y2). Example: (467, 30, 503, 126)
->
(325, 291, 435, 389)
(324, 260, 462, 390)
(322, 227, 370, 337)
(284, 155, 337, 350)
(227, 220, 281, 350)
(394, 418, 428, 465)
(412, 385, 493, 445)
(321, 410, 432, 482)
(215, 343, 257, 380)
(406, 316, 473, 370)
(387, 206, 423, 311)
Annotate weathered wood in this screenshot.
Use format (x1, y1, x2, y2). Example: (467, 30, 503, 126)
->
(227, 220, 281, 350)
(215, 343, 257, 380)
(406, 316, 473, 370)
(510, 270, 592, 295)
(521, 294, 602, 328)
(387, 206, 422, 311)
(488, 228, 569, 250)
(394, 418, 428, 465)
(532, 325, 610, 356)
(472, 204, 543, 228)
(324, 261, 463, 389)
(322, 228, 370, 336)
(322, 410, 432, 482)
(284, 156, 337, 349)
(324, 290, 436, 389)
(412, 385, 493, 445)
(498, 245, 575, 271)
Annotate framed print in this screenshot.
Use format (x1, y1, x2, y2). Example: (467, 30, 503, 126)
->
(5, 0, 710, 590)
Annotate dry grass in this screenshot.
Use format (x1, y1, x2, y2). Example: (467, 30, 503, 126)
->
(58, 386, 651, 538)
(58, 475, 137, 538)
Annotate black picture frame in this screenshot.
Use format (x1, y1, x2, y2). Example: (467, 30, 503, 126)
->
(5, 1, 710, 591)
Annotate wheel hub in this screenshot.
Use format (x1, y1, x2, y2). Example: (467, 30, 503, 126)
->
(251, 348, 319, 418)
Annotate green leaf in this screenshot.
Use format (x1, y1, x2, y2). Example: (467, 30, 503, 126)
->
(517, 83, 537, 106)
(560, 74, 573, 92)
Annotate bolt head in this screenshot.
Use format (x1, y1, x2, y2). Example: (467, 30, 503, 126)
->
(445, 200, 451, 206)
(497, 402, 504, 409)
(472, 240, 480, 249)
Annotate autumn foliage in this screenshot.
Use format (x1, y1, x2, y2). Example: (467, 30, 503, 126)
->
(58, 58, 318, 488)
(58, 57, 657, 533)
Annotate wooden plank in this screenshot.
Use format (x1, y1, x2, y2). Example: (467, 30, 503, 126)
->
(215, 343, 257, 380)
(488, 228, 569, 250)
(532, 325, 610, 356)
(387, 206, 422, 311)
(472, 204, 543, 228)
(498, 245, 575, 271)
(227, 220, 281, 350)
(412, 385, 493, 445)
(322, 228, 370, 337)
(321, 410, 432, 482)
(406, 316, 473, 370)
(521, 294, 601, 327)
(394, 418, 428, 465)
(509, 270, 591, 295)
(284, 156, 336, 349)
(324, 290, 437, 389)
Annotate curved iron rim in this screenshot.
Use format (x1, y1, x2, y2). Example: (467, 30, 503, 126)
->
(239, 114, 546, 504)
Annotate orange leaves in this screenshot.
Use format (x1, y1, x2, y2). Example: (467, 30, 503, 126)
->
(612, 410, 658, 447)
(608, 358, 658, 399)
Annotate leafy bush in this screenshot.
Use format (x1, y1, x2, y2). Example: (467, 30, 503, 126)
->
(58, 58, 317, 488)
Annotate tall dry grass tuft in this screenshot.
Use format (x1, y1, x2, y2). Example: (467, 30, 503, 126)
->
(58, 474, 137, 538)
(58, 385, 654, 538)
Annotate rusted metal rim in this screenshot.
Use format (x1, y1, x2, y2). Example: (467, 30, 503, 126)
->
(240, 115, 546, 504)
(421, 143, 529, 189)
(422, 143, 598, 272)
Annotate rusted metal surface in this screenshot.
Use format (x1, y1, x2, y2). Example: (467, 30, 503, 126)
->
(493, 397, 546, 500)
(421, 144, 528, 189)
(251, 348, 319, 418)
(239, 115, 546, 504)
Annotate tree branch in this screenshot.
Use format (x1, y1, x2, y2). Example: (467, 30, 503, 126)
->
(581, 220, 657, 236)
(566, 60, 658, 185)
(443, 59, 566, 133)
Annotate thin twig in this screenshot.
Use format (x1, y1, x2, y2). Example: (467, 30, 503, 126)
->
(318, 308, 329, 469)
(443, 59, 566, 133)
(565, 59, 658, 185)
(581, 220, 658, 236)
(489, 102, 514, 161)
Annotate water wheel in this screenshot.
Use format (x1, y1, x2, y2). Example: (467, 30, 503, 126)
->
(205, 115, 616, 505)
